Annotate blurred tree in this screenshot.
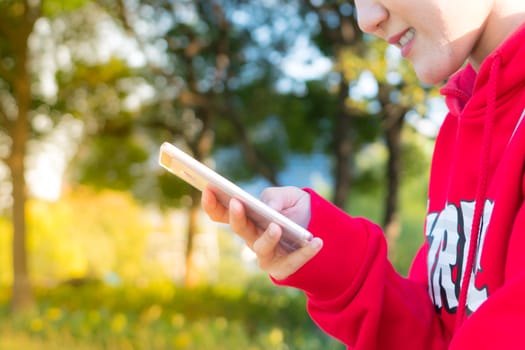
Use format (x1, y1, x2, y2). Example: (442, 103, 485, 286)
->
(0, 0, 97, 312)
(0, 0, 43, 312)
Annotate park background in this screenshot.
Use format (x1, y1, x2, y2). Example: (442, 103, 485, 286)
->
(0, 0, 445, 349)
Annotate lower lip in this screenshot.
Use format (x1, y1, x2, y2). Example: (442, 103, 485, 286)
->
(400, 37, 415, 58)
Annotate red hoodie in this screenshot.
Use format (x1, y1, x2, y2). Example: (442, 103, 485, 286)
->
(274, 23, 525, 349)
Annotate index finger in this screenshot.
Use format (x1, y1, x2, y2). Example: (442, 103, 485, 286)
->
(201, 187, 229, 224)
(229, 198, 262, 248)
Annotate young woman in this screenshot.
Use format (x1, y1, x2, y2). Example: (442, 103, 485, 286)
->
(202, 0, 525, 348)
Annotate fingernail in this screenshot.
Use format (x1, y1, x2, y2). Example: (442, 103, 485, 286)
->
(229, 198, 240, 211)
(268, 223, 278, 238)
(310, 237, 323, 250)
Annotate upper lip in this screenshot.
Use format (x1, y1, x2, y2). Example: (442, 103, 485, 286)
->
(387, 28, 411, 46)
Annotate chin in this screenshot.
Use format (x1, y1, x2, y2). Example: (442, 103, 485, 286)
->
(416, 69, 448, 86)
(414, 59, 465, 86)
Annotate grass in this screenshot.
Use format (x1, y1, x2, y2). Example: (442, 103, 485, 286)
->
(0, 281, 345, 350)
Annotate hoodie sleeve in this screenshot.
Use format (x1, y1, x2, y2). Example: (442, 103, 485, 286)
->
(273, 189, 449, 349)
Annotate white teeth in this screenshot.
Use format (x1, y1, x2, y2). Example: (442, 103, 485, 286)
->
(398, 28, 415, 46)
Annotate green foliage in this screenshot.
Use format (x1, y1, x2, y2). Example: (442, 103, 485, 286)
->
(73, 136, 150, 192)
(156, 172, 194, 208)
(0, 282, 344, 349)
(55, 57, 139, 122)
(42, 0, 89, 17)
(276, 80, 338, 154)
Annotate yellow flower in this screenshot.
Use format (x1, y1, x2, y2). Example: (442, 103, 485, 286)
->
(141, 304, 162, 323)
(30, 318, 44, 332)
(173, 332, 192, 348)
(268, 327, 284, 346)
(45, 307, 62, 322)
(110, 313, 128, 333)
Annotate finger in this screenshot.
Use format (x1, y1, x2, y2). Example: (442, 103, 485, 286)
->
(229, 198, 260, 246)
(260, 187, 285, 210)
(269, 237, 323, 280)
(260, 186, 302, 210)
(253, 223, 282, 261)
(201, 188, 229, 223)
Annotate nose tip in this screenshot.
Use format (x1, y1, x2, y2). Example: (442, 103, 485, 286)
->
(356, 4, 388, 34)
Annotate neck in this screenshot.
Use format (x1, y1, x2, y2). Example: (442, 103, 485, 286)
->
(469, 0, 525, 70)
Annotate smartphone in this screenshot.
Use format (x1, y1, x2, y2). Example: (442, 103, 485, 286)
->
(158, 142, 313, 252)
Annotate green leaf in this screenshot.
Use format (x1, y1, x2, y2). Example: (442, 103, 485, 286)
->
(42, 0, 89, 16)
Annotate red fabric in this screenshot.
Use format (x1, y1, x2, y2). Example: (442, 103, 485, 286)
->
(273, 22, 525, 349)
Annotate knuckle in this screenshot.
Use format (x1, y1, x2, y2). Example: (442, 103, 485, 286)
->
(209, 211, 223, 222)
(253, 236, 271, 256)
(252, 239, 263, 255)
(229, 214, 244, 232)
(298, 247, 312, 258)
(281, 259, 296, 275)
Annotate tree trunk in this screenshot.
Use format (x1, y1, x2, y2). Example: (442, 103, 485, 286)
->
(0, 1, 41, 312)
(384, 116, 403, 259)
(9, 132, 33, 312)
(9, 40, 34, 313)
(381, 92, 407, 261)
(184, 187, 201, 287)
(183, 116, 214, 287)
(333, 79, 352, 209)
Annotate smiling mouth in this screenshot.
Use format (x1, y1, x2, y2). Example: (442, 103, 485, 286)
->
(397, 28, 415, 47)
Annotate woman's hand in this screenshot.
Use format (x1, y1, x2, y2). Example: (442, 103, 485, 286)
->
(201, 186, 323, 280)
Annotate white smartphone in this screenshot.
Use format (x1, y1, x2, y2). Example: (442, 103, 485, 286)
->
(158, 142, 313, 252)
